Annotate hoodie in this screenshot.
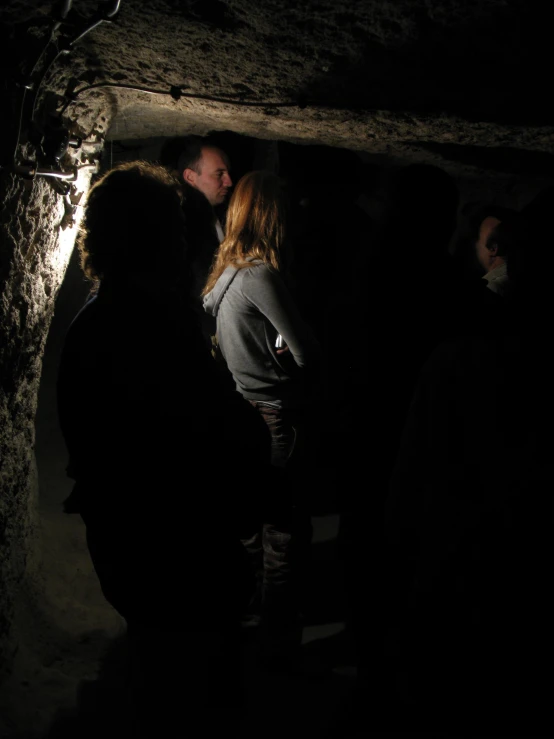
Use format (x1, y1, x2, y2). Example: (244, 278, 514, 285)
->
(203, 261, 321, 406)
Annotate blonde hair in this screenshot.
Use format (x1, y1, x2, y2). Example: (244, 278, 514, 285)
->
(202, 170, 287, 296)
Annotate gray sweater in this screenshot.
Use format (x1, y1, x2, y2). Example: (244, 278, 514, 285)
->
(203, 261, 321, 406)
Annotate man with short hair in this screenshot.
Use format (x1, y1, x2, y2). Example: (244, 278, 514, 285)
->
(384, 204, 551, 731)
(179, 140, 232, 209)
(177, 136, 233, 343)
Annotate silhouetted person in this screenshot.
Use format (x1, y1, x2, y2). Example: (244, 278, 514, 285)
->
(385, 209, 552, 732)
(338, 163, 466, 726)
(56, 161, 271, 737)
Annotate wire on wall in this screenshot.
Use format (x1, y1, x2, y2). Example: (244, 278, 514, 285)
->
(10, 0, 316, 185)
(11, 2, 123, 164)
(57, 82, 308, 120)
(7, 2, 123, 183)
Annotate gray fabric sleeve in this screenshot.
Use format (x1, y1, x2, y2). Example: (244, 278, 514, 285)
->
(242, 266, 320, 368)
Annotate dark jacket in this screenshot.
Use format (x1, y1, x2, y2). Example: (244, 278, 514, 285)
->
(57, 284, 271, 628)
(181, 183, 223, 343)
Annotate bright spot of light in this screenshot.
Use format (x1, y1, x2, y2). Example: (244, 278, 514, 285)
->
(55, 214, 79, 275)
(50, 165, 96, 280)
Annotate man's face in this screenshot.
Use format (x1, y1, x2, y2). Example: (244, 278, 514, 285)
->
(475, 216, 501, 272)
(184, 147, 232, 206)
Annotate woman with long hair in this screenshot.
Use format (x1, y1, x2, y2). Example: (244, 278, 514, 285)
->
(202, 170, 321, 459)
(203, 169, 322, 672)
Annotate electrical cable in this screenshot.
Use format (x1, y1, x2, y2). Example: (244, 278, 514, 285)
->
(9, 161, 99, 181)
(58, 1, 73, 20)
(17, 0, 303, 172)
(58, 82, 306, 120)
(29, 45, 71, 130)
(14, 1, 313, 182)
(15, 2, 123, 163)
(13, 88, 29, 163)
(28, 27, 58, 83)
(13, 21, 61, 163)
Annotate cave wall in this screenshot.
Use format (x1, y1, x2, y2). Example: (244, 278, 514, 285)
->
(0, 172, 60, 673)
(0, 156, 95, 679)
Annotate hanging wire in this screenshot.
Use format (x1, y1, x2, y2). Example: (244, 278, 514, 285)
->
(13, 88, 29, 163)
(12, 19, 63, 163)
(29, 46, 71, 129)
(14, 2, 124, 163)
(58, 82, 306, 120)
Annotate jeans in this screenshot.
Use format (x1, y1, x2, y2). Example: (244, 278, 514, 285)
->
(247, 401, 304, 468)
(242, 401, 313, 657)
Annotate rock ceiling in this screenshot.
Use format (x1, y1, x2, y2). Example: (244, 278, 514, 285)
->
(2, 0, 554, 175)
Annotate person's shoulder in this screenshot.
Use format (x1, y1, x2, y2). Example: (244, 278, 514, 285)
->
(252, 261, 281, 276)
(242, 260, 269, 276)
(243, 262, 283, 287)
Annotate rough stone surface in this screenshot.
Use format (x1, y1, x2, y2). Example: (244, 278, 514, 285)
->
(2, 0, 554, 169)
(0, 153, 94, 683)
